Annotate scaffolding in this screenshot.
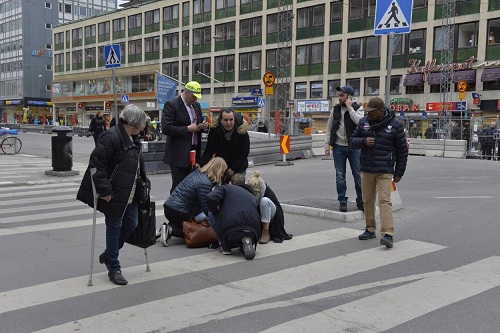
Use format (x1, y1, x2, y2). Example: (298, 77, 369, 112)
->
(439, 0, 456, 139)
(276, 0, 293, 134)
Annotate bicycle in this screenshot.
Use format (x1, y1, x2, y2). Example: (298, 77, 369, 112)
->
(0, 128, 22, 155)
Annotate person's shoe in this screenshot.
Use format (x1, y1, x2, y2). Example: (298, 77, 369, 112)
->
(242, 236, 256, 260)
(339, 202, 348, 212)
(159, 223, 172, 247)
(108, 271, 128, 285)
(380, 234, 394, 248)
(356, 201, 364, 212)
(358, 229, 376, 240)
(219, 246, 232, 255)
(259, 229, 270, 244)
(99, 252, 109, 268)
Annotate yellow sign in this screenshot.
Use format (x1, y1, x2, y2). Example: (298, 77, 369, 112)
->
(280, 135, 290, 154)
(458, 92, 465, 100)
(265, 86, 274, 95)
(457, 80, 467, 93)
(263, 71, 275, 87)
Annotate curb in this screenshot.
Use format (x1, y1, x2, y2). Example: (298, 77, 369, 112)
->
(281, 204, 365, 222)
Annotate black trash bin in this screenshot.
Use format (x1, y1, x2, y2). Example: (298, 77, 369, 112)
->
(51, 126, 73, 172)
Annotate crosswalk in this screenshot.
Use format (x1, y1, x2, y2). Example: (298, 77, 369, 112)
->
(1, 183, 499, 332)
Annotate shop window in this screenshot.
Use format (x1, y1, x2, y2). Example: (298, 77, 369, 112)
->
(457, 22, 478, 48)
(484, 81, 500, 91)
(365, 77, 380, 95)
(328, 79, 341, 98)
(406, 86, 424, 94)
(295, 82, 307, 99)
(346, 78, 360, 95)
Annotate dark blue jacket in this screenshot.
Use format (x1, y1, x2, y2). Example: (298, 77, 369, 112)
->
(163, 169, 213, 215)
(207, 184, 261, 244)
(350, 108, 408, 178)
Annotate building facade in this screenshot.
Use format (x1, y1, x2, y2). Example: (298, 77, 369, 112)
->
(0, 0, 118, 124)
(50, 0, 500, 132)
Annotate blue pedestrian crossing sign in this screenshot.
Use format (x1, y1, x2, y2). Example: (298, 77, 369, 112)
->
(104, 44, 121, 68)
(258, 98, 266, 107)
(121, 94, 129, 104)
(374, 0, 413, 35)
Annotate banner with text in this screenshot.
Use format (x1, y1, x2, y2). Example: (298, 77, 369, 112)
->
(157, 74, 178, 110)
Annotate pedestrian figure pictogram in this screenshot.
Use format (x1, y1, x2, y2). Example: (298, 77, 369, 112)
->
(378, 1, 407, 29)
(104, 45, 121, 69)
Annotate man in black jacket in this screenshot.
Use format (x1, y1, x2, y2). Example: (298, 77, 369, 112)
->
(351, 97, 408, 248)
(206, 178, 261, 260)
(325, 85, 364, 212)
(162, 81, 209, 193)
(200, 108, 250, 180)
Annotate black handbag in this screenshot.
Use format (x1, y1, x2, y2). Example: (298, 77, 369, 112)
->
(135, 176, 150, 207)
(126, 201, 156, 248)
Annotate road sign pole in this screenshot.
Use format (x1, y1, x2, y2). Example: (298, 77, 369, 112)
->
(385, 32, 395, 106)
(112, 67, 118, 121)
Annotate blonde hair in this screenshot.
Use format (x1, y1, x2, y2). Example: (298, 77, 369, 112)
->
(246, 170, 263, 195)
(199, 157, 227, 185)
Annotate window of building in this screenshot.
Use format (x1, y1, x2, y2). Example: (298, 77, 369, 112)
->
(215, 22, 236, 40)
(346, 78, 360, 95)
(215, 55, 235, 73)
(72, 28, 83, 42)
(348, 37, 379, 59)
(193, 0, 211, 16)
(129, 13, 142, 29)
(65, 4, 71, 13)
(216, 0, 236, 10)
(266, 47, 290, 68)
(163, 5, 179, 24)
(239, 51, 261, 70)
(238, 85, 260, 93)
(365, 77, 380, 95)
(406, 85, 424, 94)
(457, 22, 478, 48)
(113, 18, 126, 34)
(390, 76, 402, 94)
(85, 25, 96, 38)
(182, 60, 189, 77)
(193, 57, 211, 75)
(483, 81, 500, 91)
(348, 38, 361, 59)
(45, 44, 52, 50)
(297, 5, 324, 29)
(46, 64, 52, 71)
(145, 9, 160, 28)
(240, 17, 262, 37)
(45, 23, 52, 29)
(183, 2, 190, 18)
(296, 43, 323, 65)
(488, 19, 500, 45)
(310, 81, 323, 98)
(145, 36, 160, 53)
(267, 14, 278, 34)
(193, 26, 211, 46)
(128, 40, 142, 56)
(409, 29, 425, 54)
(328, 80, 341, 98)
(45, 2, 51, 9)
(330, 1, 343, 22)
(98, 21, 110, 36)
(163, 33, 179, 49)
(295, 82, 307, 99)
(182, 31, 190, 47)
(414, 0, 427, 8)
(162, 61, 180, 78)
(329, 40, 341, 62)
(366, 36, 379, 58)
(350, 0, 362, 19)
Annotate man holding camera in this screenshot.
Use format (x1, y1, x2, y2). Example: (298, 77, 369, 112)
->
(325, 86, 364, 213)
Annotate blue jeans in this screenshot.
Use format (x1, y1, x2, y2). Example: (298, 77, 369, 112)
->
(259, 197, 276, 223)
(332, 145, 362, 204)
(104, 200, 139, 272)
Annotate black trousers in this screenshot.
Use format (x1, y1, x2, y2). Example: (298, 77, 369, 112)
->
(163, 206, 191, 238)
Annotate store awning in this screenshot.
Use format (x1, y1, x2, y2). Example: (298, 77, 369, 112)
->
(453, 70, 476, 83)
(481, 68, 500, 82)
(403, 73, 424, 86)
(427, 72, 448, 85)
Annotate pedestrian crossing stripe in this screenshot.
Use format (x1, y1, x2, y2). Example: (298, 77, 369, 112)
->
(374, 0, 413, 35)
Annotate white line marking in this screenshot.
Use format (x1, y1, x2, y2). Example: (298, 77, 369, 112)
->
(435, 196, 492, 199)
(35, 240, 445, 333)
(0, 194, 76, 207)
(262, 256, 500, 333)
(0, 228, 362, 314)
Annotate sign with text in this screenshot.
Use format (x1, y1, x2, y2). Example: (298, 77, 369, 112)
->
(157, 74, 177, 109)
(297, 100, 330, 113)
(426, 101, 467, 112)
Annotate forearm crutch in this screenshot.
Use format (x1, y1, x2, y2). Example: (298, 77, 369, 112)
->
(87, 168, 98, 287)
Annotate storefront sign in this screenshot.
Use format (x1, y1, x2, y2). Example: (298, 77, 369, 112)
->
(232, 97, 259, 105)
(297, 100, 330, 113)
(389, 97, 419, 112)
(407, 56, 475, 81)
(426, 101, 467, 111)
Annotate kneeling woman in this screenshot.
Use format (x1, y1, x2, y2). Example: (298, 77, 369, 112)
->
(160, 157, 227, 246)
(246, 171, 293, 244)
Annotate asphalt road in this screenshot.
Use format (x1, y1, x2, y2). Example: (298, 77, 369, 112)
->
(1, 132, 499, 332)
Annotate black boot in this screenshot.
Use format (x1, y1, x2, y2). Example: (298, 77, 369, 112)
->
(108, 271, 128, 285)
(99, 252, 109, 267)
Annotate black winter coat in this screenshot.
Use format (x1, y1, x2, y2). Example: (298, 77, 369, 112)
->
(77, 120, 148, 217)
(350, 108, 408, 179)
(263, 185, 292, 242)
(207, 184, 261, 244)
(199, 112, 250, 173)
(163, 169, 213, 216)
(89, 116, 107, 134)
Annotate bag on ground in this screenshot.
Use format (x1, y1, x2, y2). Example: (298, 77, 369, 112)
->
(182, 220, 218, 248)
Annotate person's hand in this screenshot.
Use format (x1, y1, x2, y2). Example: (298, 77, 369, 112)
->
(325, 145, 331, 155)
(187, 122, 199, 132)
(365, 137, 375, 146)
(345, 98, 353, 109)
(393, 176, 401, 183)
(100, 195, 112, 202)
(197, 121, 209, 130)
